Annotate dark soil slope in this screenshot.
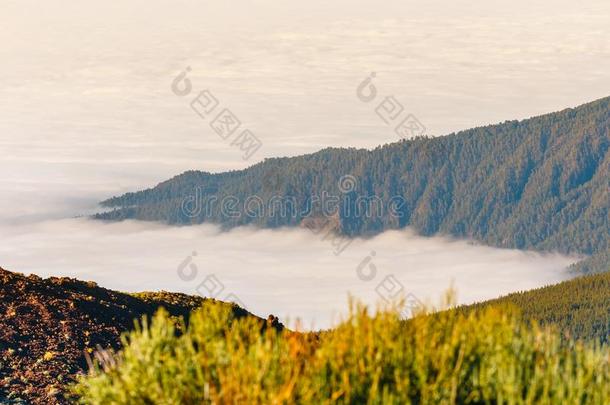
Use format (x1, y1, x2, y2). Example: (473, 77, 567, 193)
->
(0, 267, 257, 404)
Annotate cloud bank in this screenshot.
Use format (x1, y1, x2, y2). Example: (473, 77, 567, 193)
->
(0, 219, 578, 329)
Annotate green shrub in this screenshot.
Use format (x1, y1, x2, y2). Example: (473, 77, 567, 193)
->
(73, 301, 610, 404)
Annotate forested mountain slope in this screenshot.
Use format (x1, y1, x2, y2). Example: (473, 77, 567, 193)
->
(463, 271, 610, 342)
(97, 96, 610, 270)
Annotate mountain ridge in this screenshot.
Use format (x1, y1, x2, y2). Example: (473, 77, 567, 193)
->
(97, 96, 610, 272)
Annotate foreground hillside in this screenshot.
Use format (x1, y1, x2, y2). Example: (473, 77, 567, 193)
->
(2, 267, 609, 403)
(0, 268, 266, 404)
(97, 96, 609, 272)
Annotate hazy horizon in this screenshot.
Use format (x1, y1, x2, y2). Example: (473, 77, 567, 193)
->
(1, 0, 607, 328)
(2, 0, 610, 220)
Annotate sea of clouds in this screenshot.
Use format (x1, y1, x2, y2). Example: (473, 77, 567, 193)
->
(0, 218, 578, 330)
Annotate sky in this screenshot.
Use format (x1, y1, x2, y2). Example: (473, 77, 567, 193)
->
(0, 0, 605, 327)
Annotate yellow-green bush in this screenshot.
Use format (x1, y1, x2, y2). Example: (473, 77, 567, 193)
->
(73, 300, 610, 404)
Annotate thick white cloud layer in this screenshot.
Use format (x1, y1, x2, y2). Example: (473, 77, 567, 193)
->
(0, 219, 578, 330)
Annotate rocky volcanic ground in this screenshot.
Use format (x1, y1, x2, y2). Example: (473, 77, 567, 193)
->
(0, 267, 243, 404)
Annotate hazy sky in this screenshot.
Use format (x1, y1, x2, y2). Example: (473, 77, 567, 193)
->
(1, 0, 610, 221)
(0, 0, 603, 325)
